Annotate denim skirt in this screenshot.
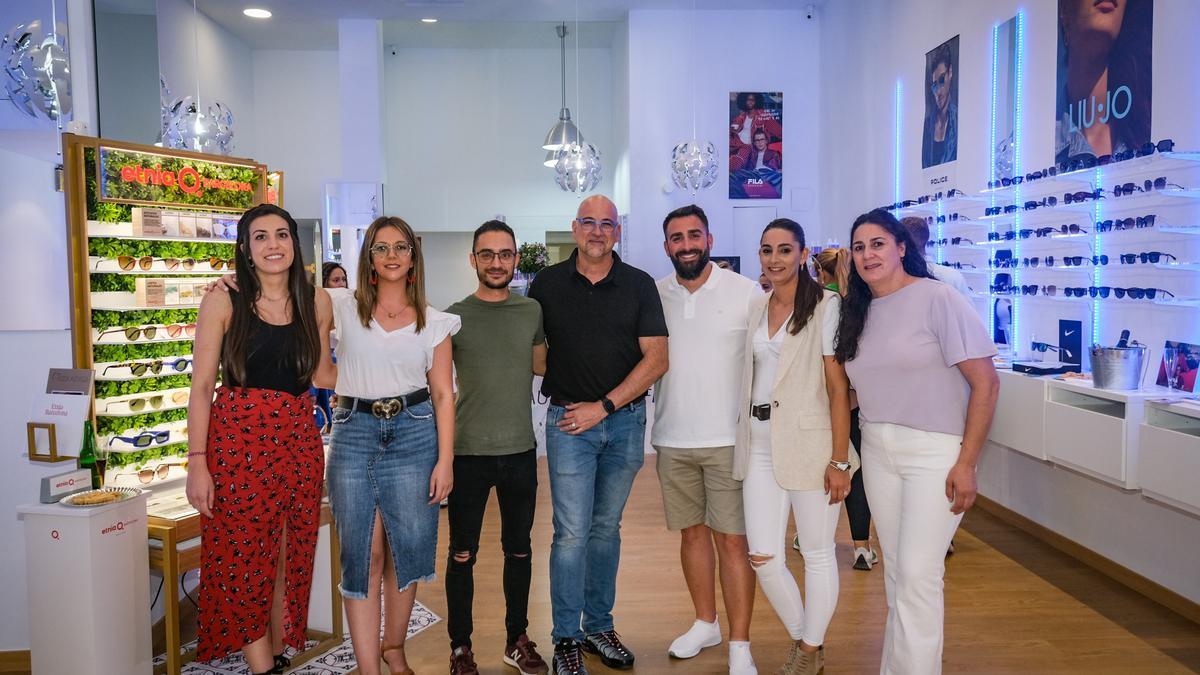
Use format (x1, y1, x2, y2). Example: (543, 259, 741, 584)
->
(327, 398, 439, 599)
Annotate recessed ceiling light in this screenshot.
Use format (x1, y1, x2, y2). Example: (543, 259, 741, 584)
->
(420, 18, 438, 23)
(243, 8, 272, 19)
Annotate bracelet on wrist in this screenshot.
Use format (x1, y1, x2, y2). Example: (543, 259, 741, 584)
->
(187, 452, 207, 457)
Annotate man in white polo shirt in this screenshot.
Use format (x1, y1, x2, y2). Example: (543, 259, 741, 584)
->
(653, 205, 760, 675)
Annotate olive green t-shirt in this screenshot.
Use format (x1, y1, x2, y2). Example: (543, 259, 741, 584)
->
(446, 293, 545, 456)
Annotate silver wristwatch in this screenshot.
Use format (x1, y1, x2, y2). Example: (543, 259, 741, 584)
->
(828, 459, 851, 472)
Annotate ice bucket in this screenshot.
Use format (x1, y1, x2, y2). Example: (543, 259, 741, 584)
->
(1090, 345, 1148, 390)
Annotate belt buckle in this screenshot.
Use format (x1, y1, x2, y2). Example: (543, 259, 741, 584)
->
(751, 404, 771, 422)
(371, 398, 402, 419)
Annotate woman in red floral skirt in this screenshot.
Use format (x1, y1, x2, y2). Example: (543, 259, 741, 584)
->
(186, 203, 336, 675)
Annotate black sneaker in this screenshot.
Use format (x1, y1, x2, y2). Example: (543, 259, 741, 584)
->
(552, 639, 588, 675)
(582, 631, 635, 669)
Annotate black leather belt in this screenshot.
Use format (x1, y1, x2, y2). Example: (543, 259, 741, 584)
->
(750, 403, 772, 421)
(339, 388, 430, 419)
(549, 394, 645, 411)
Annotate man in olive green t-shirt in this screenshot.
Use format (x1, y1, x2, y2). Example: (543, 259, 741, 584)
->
(444, 220, 549, 675)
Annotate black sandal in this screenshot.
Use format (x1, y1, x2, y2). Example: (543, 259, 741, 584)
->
(272, 653, 291, 673)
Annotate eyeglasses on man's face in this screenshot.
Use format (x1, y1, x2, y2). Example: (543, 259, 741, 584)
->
(473, 249, 516, 265)
(576, 217, 617, 234)
(369, 242, 413, 258)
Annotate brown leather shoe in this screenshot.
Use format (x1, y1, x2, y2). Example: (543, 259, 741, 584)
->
(504, 634, 549, 674)
(450, 645, 480, 675)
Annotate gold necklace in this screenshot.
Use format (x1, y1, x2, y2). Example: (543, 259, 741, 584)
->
(379, 303, 408, 320)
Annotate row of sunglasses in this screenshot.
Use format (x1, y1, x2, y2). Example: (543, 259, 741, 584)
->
(984, 252, 1177, 268)
(982, 178, 1184, 215)
(989, 284, 1175, 300)
(986, 139, 1177, 189)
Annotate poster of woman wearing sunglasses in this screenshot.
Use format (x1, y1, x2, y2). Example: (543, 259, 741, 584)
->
(921, 35, 959, 170)
(1055, 0, 1153, 166)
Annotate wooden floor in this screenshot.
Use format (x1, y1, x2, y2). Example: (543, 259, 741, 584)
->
(393, 455, 1200, 674)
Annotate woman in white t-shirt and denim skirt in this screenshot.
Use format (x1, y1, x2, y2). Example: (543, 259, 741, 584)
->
(326, 216, 459, 675)
(734, 218, 858, 675)
(836, 209, 998, 675)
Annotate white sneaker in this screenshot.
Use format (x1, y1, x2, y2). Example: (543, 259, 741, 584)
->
(728, 641, 757, 675)
(667, 617, 722, 659)
(852, 546, 878, 571)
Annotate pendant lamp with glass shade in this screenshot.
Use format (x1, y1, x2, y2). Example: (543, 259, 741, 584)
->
(543, 22, 581, 154)
(669, 0, 719, 195)
(552, 6, 602, 194)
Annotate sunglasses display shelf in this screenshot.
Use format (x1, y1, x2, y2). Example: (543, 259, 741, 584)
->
(91, 324, 197, 345)
(890, 194, 986, 217)
(88, 256, 233, 275)
(87, 219, 235, 246)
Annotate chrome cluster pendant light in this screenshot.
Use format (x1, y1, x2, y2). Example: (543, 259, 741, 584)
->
(2, 12, 71, 121)
(160, 0, 235, 154)
(669, 0, 718, 195)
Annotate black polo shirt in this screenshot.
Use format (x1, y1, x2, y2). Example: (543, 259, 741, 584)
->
(529, 249, 668, 403)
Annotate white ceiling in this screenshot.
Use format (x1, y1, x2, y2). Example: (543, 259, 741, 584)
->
(95, 0, 823, 50)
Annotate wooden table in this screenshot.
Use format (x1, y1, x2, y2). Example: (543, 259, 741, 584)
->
(146, 497, 344, 675)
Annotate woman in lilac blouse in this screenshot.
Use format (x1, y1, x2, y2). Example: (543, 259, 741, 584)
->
(835, 209, 998, 675)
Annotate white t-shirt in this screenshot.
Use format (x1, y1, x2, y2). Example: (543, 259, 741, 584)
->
(926, 257, 972, 298)
(749, 294, 840, 451)
(652, 265, 760, 448)
(328, 288, 461, 400)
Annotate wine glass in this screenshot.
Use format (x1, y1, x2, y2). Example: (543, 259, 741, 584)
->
(1162, 347, 1181, 390)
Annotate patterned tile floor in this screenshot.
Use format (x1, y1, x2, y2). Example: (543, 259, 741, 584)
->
(159, 602, 441, 675)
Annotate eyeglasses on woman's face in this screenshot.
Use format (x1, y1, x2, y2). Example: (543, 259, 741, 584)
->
(369, 242, 413, 258)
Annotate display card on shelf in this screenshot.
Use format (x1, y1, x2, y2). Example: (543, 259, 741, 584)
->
(27, 393, 90, 456)
(133, 208, 164, 237)
(138, 278, 165, 306)
(177, 213, 195, 237)
(46, 368, 94, 396)
(195, 215, 213, 238)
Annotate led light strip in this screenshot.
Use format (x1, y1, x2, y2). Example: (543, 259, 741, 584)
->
(1013, 11, 1025, 353)
(895, 79, 903, 206)
(988, 22, 1000, 340)
(1093, 167, 1103, 345)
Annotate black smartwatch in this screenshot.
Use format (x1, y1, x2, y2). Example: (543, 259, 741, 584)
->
(601, 397, 616, 414)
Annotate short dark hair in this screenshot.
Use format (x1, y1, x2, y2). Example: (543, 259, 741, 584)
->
(662, 204, 709, 235)
(900, 216, 930, 249)
(472, 219, 516, 249)
(930, 43, 953, 73)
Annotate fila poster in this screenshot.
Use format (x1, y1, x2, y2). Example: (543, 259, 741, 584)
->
(1055, 0, 1152, 165)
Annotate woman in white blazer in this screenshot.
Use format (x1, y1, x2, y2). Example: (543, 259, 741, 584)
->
(734, 218, 857, 675)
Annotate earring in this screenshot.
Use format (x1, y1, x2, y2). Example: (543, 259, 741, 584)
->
(248, 259, 255, 268)
(370, 269, 378, 285)
(407, 269, 415, 284)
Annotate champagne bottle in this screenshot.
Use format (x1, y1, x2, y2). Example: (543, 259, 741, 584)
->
(79, 419, 100, 489)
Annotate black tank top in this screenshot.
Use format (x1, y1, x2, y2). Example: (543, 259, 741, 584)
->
(226, 314, 309, 396)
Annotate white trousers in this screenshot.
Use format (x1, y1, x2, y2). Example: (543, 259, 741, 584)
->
(743, 444, 841, 645)
(861, 421, 964, 675)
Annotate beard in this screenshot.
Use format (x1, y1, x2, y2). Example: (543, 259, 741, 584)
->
(477, 266, 514, 289)
(670, 247, 710, 281)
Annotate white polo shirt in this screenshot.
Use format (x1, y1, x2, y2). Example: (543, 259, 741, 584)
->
(652, 264, 761, 448)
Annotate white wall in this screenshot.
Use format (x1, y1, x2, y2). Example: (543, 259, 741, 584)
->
(95, 11, 160, 145)
(818, 0, 1200, 602)
(625, 9, 822, 280)
(382, 43, 614, 249)
(156, 0, 255, 157)
(251, 50, 341, 219)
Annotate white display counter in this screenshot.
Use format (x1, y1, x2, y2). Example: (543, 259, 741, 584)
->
(17, 492, 152, 675)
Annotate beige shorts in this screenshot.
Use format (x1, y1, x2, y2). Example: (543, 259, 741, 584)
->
(653, 445, 745, 535)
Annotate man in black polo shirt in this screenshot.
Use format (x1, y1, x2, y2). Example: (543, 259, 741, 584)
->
(528, 195, 669, 675)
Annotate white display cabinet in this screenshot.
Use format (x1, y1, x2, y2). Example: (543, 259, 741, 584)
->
(1138, 401, 1200, 516)
(1043, 378, 1175, 489)
(990, 370, 1049, 460)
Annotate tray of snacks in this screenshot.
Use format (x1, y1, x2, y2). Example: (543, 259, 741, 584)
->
(60, 487, 142, 508)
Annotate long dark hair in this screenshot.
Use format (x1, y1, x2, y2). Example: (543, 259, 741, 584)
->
(835, 209, 934, 363)
(221, 203, 321, 388)
(763, 218, 823, 336)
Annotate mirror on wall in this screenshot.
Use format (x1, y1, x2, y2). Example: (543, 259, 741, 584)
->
(93, 0, 161, 145)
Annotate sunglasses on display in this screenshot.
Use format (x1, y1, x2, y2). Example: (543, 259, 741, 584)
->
(100, 358, 191, 377)
(1137, 138, 1176, 157)
(1023, 196, 1058, 210)
(990, 284, 1019, 294)
(1063, 189, 1105, 204)
(368, 242, 413, 257)
(1145, 176, 1186, 192)
(100, 391, 189, 414)
(1095, 215, 1156, 232)
(929, 237, 974, 247)
(984, 205, 1020, 216)
(1031, 342, 1061, 353)
(94, 323, 197, 341)
(1024, 167, 1057, 182)
(110, 430, 172, 448)
(1119, 251, 1176, 265)
(472, 249, 516, 264)
(1062, 286, 1175, 300)
(990, 258, 1018, 269)
(114, 461, 188, 484)
(1059, 155, 1098, 174)
(938, 262, 976, 269)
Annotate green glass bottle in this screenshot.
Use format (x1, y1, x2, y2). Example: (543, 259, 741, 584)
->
(78, 419, 100, 489)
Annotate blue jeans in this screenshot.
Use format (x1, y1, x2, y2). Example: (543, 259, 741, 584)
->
(546, 400, 646, 641)
(327, 399, 440, 599)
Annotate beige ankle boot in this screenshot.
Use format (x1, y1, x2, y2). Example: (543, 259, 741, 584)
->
(775, 642, 822, 675)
